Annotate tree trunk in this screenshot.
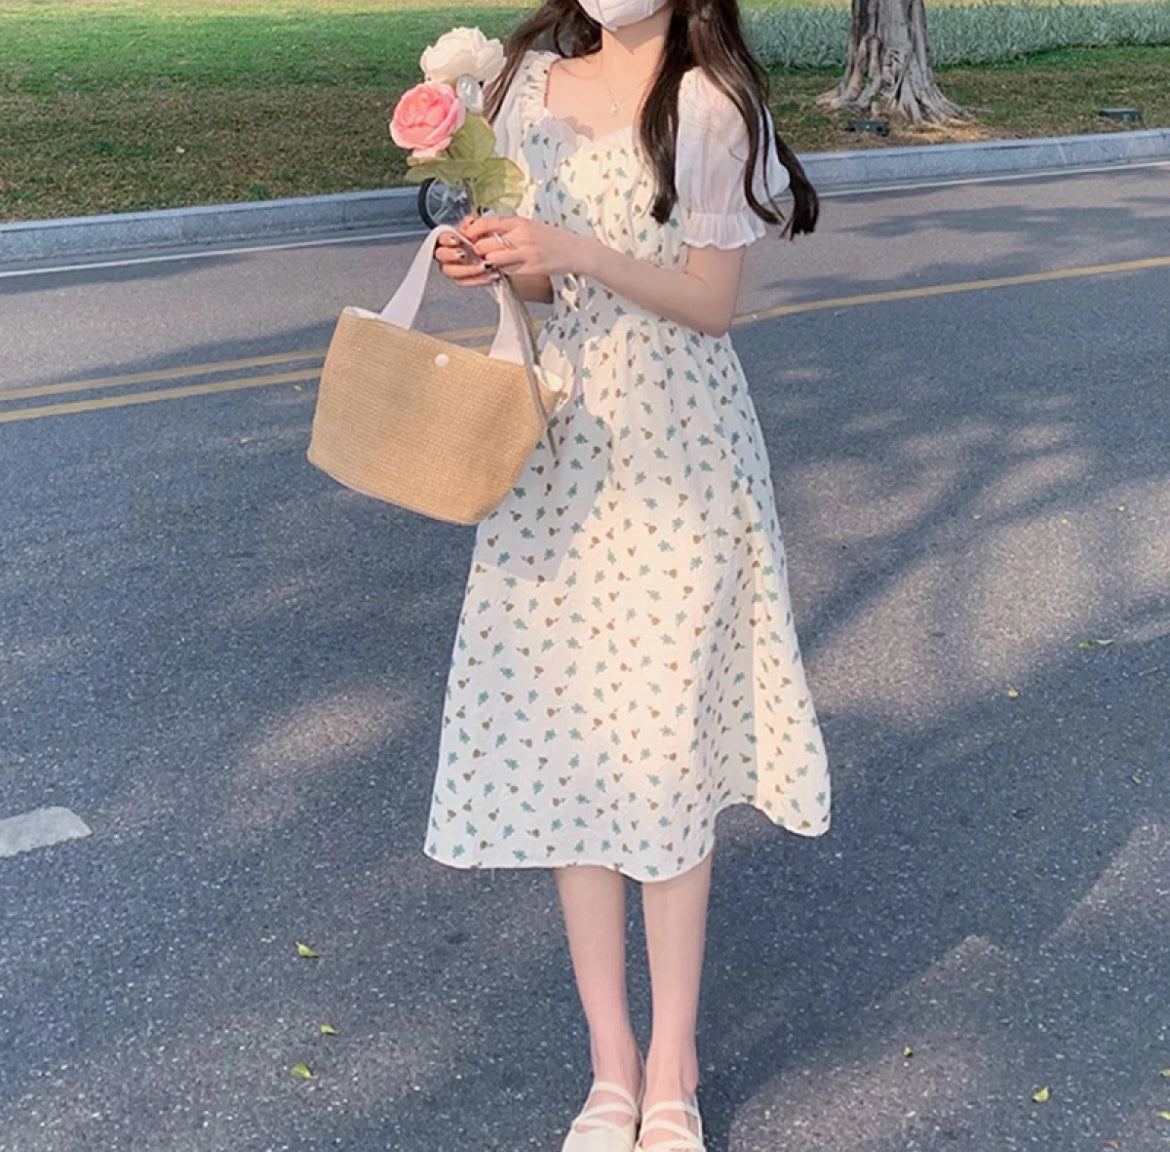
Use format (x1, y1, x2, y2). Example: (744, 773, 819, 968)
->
(817, 0, 968, 125)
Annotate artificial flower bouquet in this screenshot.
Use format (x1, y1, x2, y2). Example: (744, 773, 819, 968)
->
(390, 27, 524, 215)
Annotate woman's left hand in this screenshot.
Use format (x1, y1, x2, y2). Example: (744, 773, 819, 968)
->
(460, 214, 593, 279)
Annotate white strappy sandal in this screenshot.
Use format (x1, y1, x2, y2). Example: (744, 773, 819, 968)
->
(634, 1095, 706, 1152)
(560, 1052, 647, 1152)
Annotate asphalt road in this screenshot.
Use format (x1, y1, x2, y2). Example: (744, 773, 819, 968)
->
(1, 161, 1169, 1152)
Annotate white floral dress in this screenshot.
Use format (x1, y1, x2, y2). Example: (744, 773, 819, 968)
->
(423, 48, 830, 882)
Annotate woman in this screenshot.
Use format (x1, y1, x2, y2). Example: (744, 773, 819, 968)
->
(427, 0, 831, 1147)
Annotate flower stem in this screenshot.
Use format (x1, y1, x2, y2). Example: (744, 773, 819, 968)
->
(462, 178, 479, 217)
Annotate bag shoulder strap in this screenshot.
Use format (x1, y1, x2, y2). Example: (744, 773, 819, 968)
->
(496, 274, 559, 463)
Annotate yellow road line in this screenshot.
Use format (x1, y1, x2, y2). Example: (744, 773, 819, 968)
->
(4, 255, 1168, 423)
(731, 254, 1170, 326)
(2, 322, 498, 403)
(2, 349, 327, 403)
(0, 368, 320, 425)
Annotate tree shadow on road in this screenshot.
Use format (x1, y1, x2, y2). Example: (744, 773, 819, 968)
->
(750, 165, 1170, 312)
(0, 249, 1167, 1150)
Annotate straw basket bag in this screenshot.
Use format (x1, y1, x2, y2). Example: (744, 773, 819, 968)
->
(307, 223, 571, 525)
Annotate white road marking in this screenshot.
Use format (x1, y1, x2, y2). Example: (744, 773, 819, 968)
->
(0, 807, 91, 858)
(0, 226, 431, 281)
(1, 158, 1166, 281)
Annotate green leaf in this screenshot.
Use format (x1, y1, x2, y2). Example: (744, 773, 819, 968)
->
(446, 113, 497, 162)
(474, 156, 525, 213)
(420, 158, 483, 186)
(320, 1023, 337, 1035)
(402, 164, 437, 185)
(496, 157, 525, 211)
(405, 142, 523, 212)
(291, 1062, 313, 1079)
(296, 942, 319, 959)
(468, 169, 504, 213)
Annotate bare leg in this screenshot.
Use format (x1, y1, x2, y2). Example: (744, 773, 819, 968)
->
(637, 850, 713, 1147)
(554, 863, 645, 1133)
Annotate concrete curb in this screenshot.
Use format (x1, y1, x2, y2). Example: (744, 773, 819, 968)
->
(0, 187, 422, 264)
(2, 126, 1168, 264)
(798, 125, 1170, 187)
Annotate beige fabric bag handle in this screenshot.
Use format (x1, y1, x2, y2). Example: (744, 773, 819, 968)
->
(379, 223, 563, 462)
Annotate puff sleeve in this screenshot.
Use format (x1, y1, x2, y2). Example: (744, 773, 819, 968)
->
(675, 70, 790, 249)
(488, 54, 529, 168)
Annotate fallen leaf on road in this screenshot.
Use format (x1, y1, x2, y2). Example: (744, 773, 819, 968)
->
(1007, 688, 1020, 699)
(296, 942, 319, 959)
(291, 1063, 313, 1079)
(320, 1024, 337, 1035)
(1032, 1086, 1050, 1103)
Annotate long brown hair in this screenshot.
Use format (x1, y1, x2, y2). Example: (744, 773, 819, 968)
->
(483, 0, 817, 239)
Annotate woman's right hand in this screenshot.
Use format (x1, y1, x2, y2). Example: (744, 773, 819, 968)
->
(432, 215, 501, 288)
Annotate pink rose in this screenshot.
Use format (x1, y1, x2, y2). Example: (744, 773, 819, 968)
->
(389, 81, 466, 158)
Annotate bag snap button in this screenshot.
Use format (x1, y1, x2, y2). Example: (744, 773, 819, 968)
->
(434, 352, 450, 367)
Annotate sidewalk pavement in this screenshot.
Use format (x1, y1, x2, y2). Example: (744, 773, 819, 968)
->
(2, 126, 1168, 264)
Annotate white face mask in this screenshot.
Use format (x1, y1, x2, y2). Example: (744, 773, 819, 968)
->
(576, 0, 670, 32)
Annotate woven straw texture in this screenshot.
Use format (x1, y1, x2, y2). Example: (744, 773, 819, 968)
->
(308, 307, 562, 525)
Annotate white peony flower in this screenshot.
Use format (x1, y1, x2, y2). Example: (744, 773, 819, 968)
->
(420, 26, 506, 87)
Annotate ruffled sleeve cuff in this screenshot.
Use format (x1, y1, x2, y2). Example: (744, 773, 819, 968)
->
(680, 209, 768, 250)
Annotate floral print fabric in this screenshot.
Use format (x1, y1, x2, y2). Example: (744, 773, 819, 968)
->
(423, 49, 830, 882)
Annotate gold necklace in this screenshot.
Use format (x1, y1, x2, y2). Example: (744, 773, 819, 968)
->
(597, 56, 652, 117)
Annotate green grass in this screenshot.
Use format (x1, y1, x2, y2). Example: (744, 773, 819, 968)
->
(0, 6, 528, 95)
(744, 1, 1170, 68)
(4, 0, 1168, 96)
(771, 44, 1170, 150)
(1, 2, 1168, 221)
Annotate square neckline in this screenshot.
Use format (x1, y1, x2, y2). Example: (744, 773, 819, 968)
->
(535, 50, 639, 153)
